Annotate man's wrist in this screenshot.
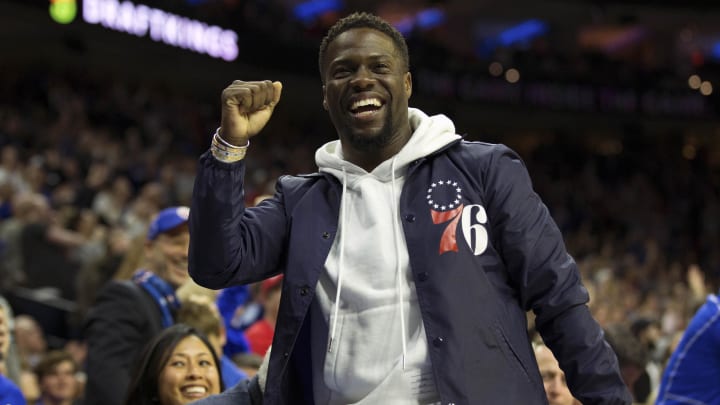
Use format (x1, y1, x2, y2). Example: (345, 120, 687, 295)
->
(211, 128, 249, 163)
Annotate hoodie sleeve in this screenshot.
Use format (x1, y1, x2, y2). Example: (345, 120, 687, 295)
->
(483, 144, 631, 405)
(189, 151, 288, 289)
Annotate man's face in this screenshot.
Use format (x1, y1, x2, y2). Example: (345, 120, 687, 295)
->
(14, 316, 47, 354)
(40, 360, 77, 401)
(536, 346, 577, 405)
(146, 226, 190, 289)
(321, 27, 412, 151)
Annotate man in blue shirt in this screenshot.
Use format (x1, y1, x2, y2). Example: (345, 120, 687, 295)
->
(656, 292, 720, 404)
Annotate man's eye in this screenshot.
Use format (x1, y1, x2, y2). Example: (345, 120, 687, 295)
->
(333, 68, 351, 78)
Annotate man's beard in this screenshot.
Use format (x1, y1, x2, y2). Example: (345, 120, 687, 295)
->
(344, 111, 394, 151)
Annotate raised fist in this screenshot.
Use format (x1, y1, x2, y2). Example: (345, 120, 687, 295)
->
(219, 80, 283, 145)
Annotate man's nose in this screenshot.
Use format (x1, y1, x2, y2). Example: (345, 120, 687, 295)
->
(350, 66, 374, 89)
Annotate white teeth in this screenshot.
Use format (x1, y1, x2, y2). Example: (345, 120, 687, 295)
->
(183, 386, 207, 394)
(350, 98, 382, 111)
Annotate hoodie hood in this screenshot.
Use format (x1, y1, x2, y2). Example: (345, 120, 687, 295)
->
(315, 107, 461, 180)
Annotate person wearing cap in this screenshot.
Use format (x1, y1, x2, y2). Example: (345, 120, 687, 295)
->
(83, 206, 190, 405)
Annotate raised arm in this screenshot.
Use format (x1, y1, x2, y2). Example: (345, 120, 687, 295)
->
(189, 80, 288, 289)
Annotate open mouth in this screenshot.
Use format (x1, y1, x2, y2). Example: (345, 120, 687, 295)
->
(181, 385, 209, 398)
(348, 97, 385, 119)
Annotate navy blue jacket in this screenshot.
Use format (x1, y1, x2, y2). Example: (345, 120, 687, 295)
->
(189, 139, 631, 405)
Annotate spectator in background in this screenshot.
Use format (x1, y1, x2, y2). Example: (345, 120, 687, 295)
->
(13, 315, 48, 403)
(19, 192, 86, 300)
(14, 315, 47, 371)
(0, 193, 40, 290)
(244, 275, 282, 357)
(124, 324, 222, 405)
(604, 324, 649, 404)
(33, 350, 81, 405)
(629, 317, 662, 404)
(175, 295, 248, 390)
(0, 304, 26, 405)
(534, 344, 580, 405)
(83, 206, 190, 405)
(656, 288, 720, 405)
(215, 285, 254, 357)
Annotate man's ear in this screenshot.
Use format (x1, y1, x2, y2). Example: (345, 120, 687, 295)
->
(405, 71, 413, 98)
(322, 85, 328, 110)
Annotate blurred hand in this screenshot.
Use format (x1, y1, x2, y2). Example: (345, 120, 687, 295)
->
(220, 80, 283, 145)
(687, 264, 706, 299)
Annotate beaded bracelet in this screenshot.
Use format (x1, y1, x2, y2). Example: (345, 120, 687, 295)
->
(210, 129, 249, 163)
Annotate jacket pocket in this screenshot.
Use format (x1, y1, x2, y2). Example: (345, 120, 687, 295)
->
(493, 322, 542, 392)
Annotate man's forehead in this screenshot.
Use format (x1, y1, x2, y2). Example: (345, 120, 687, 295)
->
(331, 27, 395, 49)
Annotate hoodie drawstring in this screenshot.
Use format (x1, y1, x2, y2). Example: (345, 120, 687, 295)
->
(390, 157, 408, 370)
(328, 167, 348, 354)
(327, 163, 408, 370)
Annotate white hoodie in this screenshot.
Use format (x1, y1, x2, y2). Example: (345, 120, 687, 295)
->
(311, 108, 461, 404)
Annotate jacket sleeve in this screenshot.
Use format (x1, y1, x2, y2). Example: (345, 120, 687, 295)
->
(189, 151, 289, 289)
(483, 144, 631, 405)
(83, 282, 155, 405)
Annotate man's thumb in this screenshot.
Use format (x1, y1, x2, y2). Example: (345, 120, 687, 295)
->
(271, 81, 283, 106)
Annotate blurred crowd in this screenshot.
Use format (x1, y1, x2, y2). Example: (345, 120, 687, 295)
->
(0, 65, 718, 404)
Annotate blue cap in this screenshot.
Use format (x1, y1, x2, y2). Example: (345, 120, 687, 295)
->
(147, 206, 190, 240)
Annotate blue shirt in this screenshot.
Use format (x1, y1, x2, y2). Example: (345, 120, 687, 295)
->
(0, 375, 26, 405)
(221, 355, 248, 390)
(657, 294, 720, 404)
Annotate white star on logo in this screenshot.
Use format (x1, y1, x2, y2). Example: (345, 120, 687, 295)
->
(427, 179, 464, 212)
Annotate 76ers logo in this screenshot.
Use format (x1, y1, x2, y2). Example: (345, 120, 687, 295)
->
(427, 180, 488, 255)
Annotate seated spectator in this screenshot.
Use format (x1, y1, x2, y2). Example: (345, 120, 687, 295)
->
(33, 350, 81, 405)
(124, 324, 222, 405)
(244, 275, 282, 357)
(175, 295, 248, 390)
(84, 206, 191, 405)
(534, 344, 580, 405)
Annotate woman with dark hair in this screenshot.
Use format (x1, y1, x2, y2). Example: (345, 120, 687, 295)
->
(124, 324, 223, 405)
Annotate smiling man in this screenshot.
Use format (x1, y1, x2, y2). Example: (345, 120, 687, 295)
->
(189, 12, 631, 405)
(84, 206, 191, 405)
